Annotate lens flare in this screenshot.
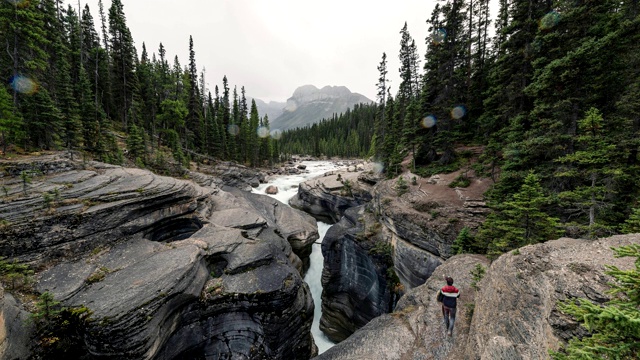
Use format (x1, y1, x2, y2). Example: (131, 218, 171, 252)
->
(539, 11, 560, 30)
(257, 126, 270, 138)
(451, 106, 467, 120)
(421, 115, 437, 128)
(227, 124, 240, 136)
(10, 75, 38, 95)
(270, 129, 282, 140)
(432, 29, 447, 45)
(372, 162, 384, 174)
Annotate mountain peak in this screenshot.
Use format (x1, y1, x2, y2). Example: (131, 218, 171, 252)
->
(269, 85, 371, 130)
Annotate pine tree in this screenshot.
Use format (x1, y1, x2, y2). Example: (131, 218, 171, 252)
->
(372, 52, 388, 160)
(108, 0, 137, 128)
(186, 35, 203, 152)
(554, 108, 621, 238)
(248, 99, 260, 166)
(477, 171, 562, 256)
(126, 123, 145, 163)
(0, 84, 23, 154)
(551, 244, 640, 359)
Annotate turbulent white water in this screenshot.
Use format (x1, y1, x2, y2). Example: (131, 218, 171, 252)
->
(252, 161, 340, 354)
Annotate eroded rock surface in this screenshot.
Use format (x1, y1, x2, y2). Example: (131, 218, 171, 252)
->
(0, 156, 316, 359)
(0, 285, 33, 360)
(317, 254, 488, 360)
(289, 166, 375, 223)
(320, 206, 392, 342)
(464, 235, 637, 359)
(317, 235, 637, 360)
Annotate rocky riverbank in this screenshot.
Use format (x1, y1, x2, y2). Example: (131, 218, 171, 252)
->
(0, 153, 318, 359)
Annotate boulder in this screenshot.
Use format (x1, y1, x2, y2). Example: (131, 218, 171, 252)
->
(0, 285, 33, 360)
(289, 170, 373, 223)
(265, 185, 279, 194)
(316, 254, 488, 360)
(190, 162, 265, 191)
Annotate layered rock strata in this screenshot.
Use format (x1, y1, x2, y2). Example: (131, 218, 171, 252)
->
(0, 156, 317, 359)
(289, 168, 374, 223)
(319, 206, 392, 342)
(316, 235, 637, 360)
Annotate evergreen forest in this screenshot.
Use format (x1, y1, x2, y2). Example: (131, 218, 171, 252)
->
(2, 0, 640, 251)
(281, 0, 640, 251)
(1, 0, 279, 169)
(2, 1, 640, 357)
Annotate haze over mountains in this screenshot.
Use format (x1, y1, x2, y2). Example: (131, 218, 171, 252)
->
(252, 85, 373, 131)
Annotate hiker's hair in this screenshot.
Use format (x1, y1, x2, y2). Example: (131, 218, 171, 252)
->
(446, 276, 454, 285)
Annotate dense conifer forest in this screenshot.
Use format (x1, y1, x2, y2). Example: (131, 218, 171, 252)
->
(2, 1, 640, 356)
(1, 0, 279, 168)
(2, 0, 640, 249)
(281, 0, 640, 251)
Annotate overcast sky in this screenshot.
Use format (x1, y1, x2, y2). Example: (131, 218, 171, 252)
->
(69, 0, 499, 103)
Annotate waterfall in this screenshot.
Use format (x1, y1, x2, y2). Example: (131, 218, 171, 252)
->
(253, 161, 339, 354)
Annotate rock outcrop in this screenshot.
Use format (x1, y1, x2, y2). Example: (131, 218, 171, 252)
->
(319, 206, 392, 342)
(289, 167, 374, 223)
(373, 171, 491, 289)
(0, 285, 33, 360)
(316, 235, 637, 360)
(317, 254, 489, 360)
(464, 235, 637, 359)
(0, 155, 317, 359)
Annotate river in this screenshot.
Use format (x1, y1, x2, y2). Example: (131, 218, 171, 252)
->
(252, 161, 340, 354)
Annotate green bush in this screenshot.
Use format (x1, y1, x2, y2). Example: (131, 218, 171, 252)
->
(395, 177, 409, 196)
(449, 174, 471, 188)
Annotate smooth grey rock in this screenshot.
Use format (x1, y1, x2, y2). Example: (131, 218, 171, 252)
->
(317, 254, 488, 360)
(465, 235, 637, 360)
(320, 206, 391, 342)
(0, 286, 34, 360)
(1, 158, 316, 360)
(289, 170, 373, 223)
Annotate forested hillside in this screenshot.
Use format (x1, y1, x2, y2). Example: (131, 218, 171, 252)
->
(2, 0, 640, 245)
(282, 0, 640, 249)
(0, 0, 278, 169)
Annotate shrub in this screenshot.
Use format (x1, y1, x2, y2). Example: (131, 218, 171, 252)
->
(449, 174, 471, 188)
(396, 177, 409, 196)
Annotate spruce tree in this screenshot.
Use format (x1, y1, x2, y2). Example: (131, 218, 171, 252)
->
(554, 108, 621, 238)
(477, 171, 562, 256)
(186, 36, 203, 152)
(551, 245, 640, 359)
(0, 85, 23, 154)
(108, 0, 137, 128)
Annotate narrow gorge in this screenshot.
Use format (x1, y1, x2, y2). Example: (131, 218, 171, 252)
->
(1, 154, 636, 360)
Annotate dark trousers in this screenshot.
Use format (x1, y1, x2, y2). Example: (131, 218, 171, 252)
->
(442, 305, 456, 334)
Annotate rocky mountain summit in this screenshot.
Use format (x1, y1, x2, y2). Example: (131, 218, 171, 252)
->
(270, 85, 372, 131)
(0, 153, 317, 359)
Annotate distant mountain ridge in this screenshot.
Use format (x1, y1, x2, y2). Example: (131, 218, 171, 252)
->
(249, 98, 285, 123)
(268, 85, 373, 131)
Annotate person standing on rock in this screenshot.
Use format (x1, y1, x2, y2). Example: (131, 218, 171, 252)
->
(437, 276, 460, 336)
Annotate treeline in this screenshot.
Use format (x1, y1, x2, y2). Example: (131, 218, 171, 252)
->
(0, 0, 277, 167)
(278, 103, 377, 158)
(283, 0, 640, 244)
